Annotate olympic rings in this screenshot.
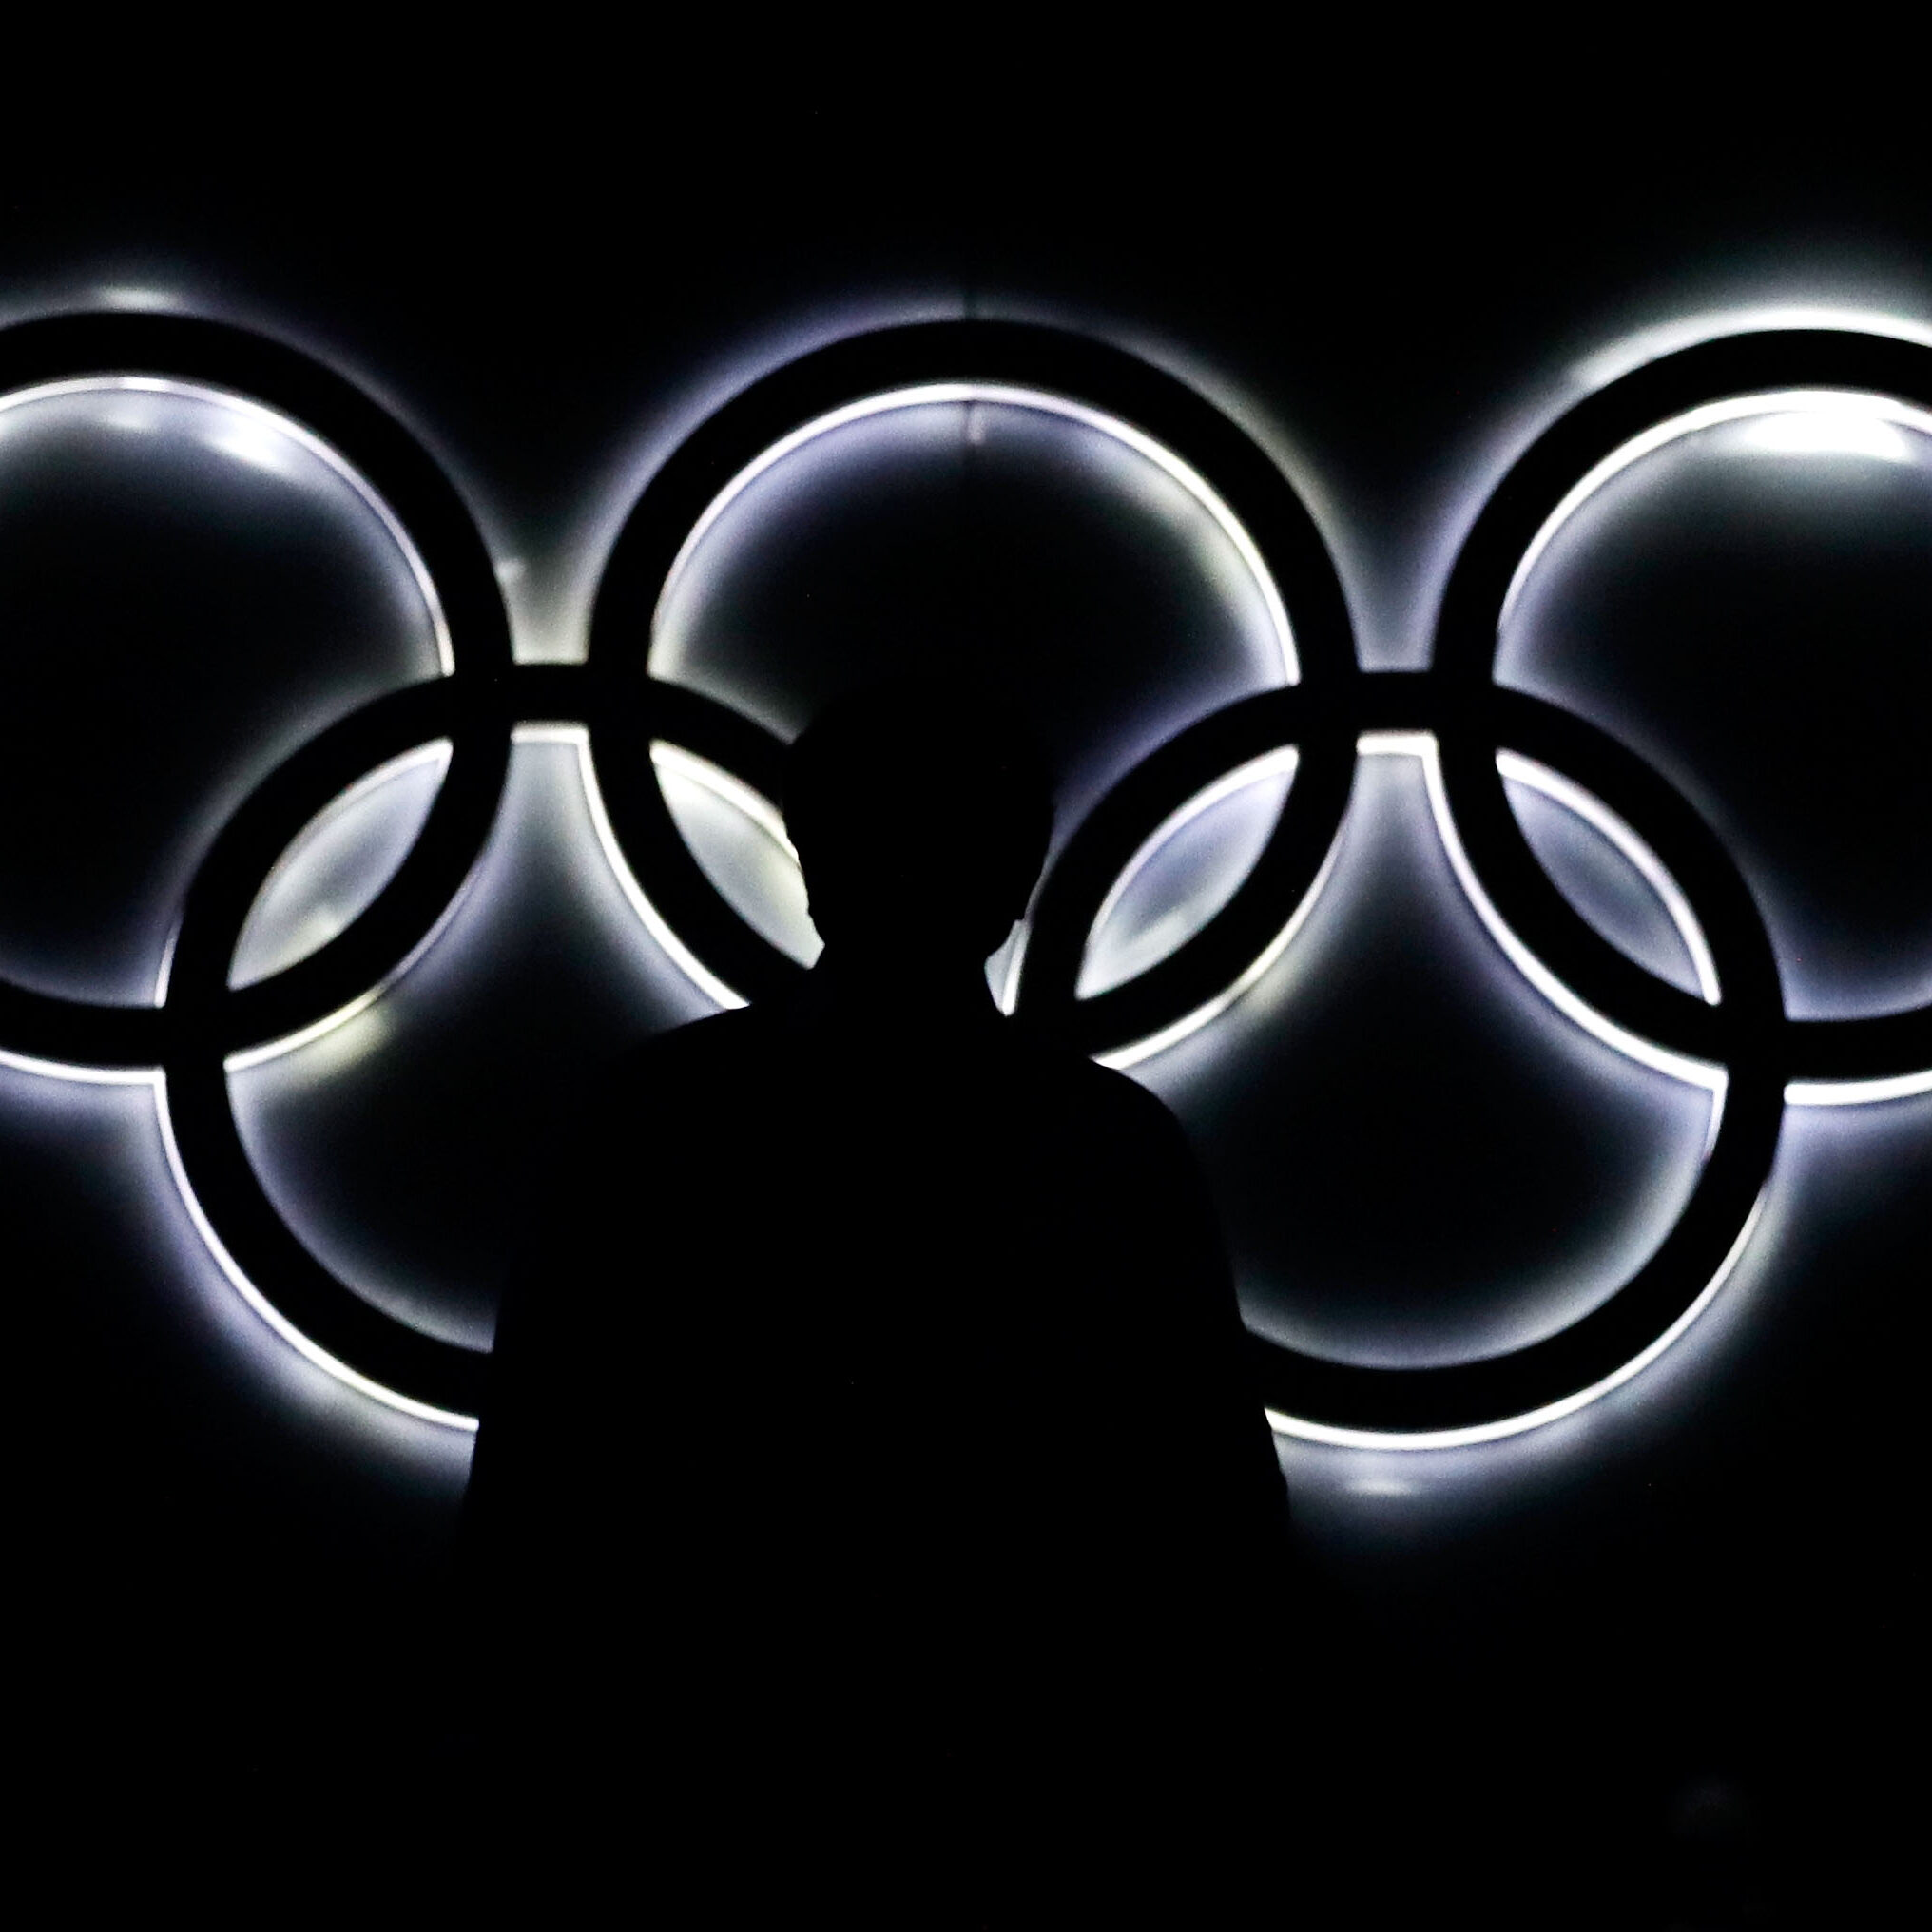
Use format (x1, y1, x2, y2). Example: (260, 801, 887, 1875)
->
(1, 314, 1928, 1440)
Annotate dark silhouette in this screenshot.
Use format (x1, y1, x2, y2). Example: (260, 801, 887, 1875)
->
(463, 681, 1292, 1915)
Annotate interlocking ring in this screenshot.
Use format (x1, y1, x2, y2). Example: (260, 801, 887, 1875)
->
(3, 314, 1928, 1440)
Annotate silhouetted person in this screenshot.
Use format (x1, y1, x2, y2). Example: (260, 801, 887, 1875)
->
(462, 681, 1291, 1917)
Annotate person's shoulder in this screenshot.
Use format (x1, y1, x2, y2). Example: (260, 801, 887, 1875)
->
(594, 1007, 779, 1109)
(620, 1005, 767, 1067)
(1009, 1025, 1188, 1145)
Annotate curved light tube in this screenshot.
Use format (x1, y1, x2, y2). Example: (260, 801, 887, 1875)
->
(1496, 750, 1721, 1007)
(230, 741, 454, 991)
(1260, 734, 1735, 1448)
(1268, 1192, 1767, 1451)
(154, 1071, 477, 1432)
(0, 377, 466, 1421)
(1786, 1066, 1932, 1106)
(1502, 388, 1932, 628)
(1082, 747, 1302, 997)
(0, 377, 454, 675)
(1499, 384, 1932, 1108)
(1093, 747, 1320, 1072)
(652, 382, 1298, 687)
(1573, 307, 1932, 393)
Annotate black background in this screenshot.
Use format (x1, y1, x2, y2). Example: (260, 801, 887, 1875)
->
(6, 68, 1925, 1922)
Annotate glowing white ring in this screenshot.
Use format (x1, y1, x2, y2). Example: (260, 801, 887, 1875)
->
(0, 377, 454, 677)
(154, 1070, 476, 1432)
(1503, 388, 1932, 628)
(1063, 726, 1744, 1446)
(1092, 747, 1317, 1072)
(1502, 384, 1932, 1106)
(1242, 735, 1736, 1447)
(651, 383, 1299, 686)
(631, 380, 1304, 1057)
(1263, 384, 1932, 1446)
(0, 380, 471, 1084)
(0, 377, 470, 1422)
(1267, 1192, 1768, 1451)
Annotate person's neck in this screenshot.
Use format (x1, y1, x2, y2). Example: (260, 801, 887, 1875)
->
(802, 946, 1002, 1033)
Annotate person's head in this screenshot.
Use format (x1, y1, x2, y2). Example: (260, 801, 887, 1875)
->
(783, 679, 1053, 975)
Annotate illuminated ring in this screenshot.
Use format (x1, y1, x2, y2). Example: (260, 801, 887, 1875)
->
(1435, 328, 1932, 1098)
(586, 320, 1358, 1014)
(1232, 329, 1932, 1440)
(1272, 690, 1782, 1439)
(0, 314, 516, 1419)
(0, 315, 511, 1074)
(1016, 684, 1356, 1059)
(1008, 653, 1781, 1435)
